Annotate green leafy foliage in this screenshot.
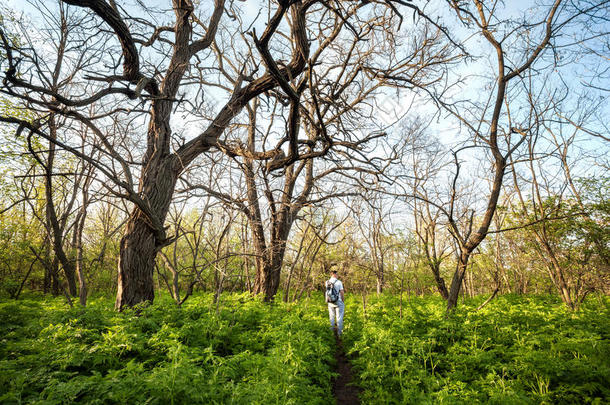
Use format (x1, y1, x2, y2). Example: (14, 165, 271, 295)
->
(2, 293, 608, 404)
(343, 294, 610, 404)
(0, 293, 335, 404)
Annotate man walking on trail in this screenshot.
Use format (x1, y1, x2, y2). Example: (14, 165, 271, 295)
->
(325, 270, 345, 336)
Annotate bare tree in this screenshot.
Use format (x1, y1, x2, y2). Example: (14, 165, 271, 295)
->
(1, 0, 420, 309)
(509, 112, 606, 309)
(395, 0, 606, 312)
(405, 123, 453, 299)
(351, 193, 404, 295)
(176, 5, 454, 301)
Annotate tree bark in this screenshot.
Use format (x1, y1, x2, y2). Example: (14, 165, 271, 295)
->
(431, 263, 449, 299)
(116, 214, 157, 309)
(253, 234, 290, 301)
(115, 152, 177, 309)
(447, 253, 469, 311)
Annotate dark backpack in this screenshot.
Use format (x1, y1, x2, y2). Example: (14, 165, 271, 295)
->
(326, 280, 339, 303)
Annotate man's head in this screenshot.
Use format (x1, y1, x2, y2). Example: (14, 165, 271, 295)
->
(331, 270, 337, 278)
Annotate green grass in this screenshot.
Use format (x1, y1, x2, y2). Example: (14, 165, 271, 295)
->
(0, 293, 335, 404)
(342, 294, 610, 404)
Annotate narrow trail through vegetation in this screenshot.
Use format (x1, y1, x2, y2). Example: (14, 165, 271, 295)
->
(333, 336, 361, 405)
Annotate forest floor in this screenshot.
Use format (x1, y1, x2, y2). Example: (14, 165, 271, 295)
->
(333, 334, 361, 404)
(1, 293, 608, 403)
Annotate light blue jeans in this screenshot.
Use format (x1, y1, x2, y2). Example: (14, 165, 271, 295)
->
(328, 301, 345, 335)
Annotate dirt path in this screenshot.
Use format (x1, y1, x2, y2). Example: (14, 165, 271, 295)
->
(333, 336, 361, 405)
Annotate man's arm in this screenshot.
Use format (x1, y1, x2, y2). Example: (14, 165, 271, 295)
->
(340, 288, 345, 301)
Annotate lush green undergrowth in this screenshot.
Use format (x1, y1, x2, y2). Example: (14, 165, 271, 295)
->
(2, 293, 608, 404)
(0, 293, 335, 404)
(343, 294, 610, 404)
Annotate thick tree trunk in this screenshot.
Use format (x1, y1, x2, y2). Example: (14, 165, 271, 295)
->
(116, 214, 157, 309)
(51, 258, 60, 296)
(446, 253, 469, 311)
(115, 148, 177, 310)
(254, 246, 287, 301)
(267, 254, 284, 300)
(254, 230, 290, 302)
(115, 161, 176, 310)
(251, 246, 269, 297)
